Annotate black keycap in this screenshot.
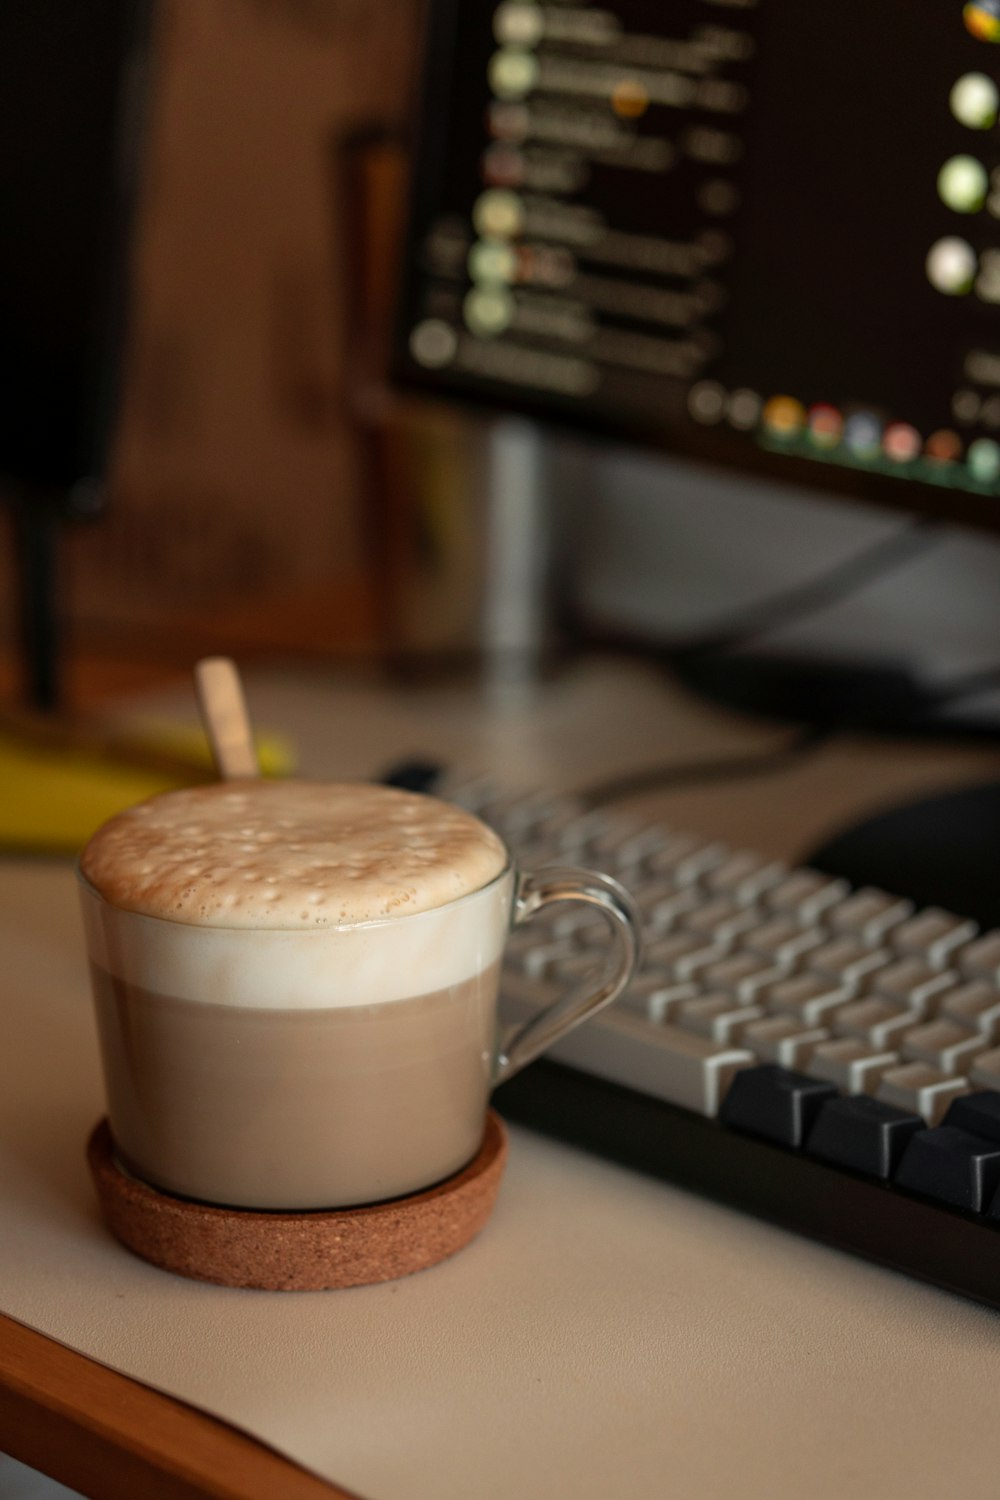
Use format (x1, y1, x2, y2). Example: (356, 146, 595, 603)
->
(719, 1064, 837, 1147)
(805, 1095, 923, 1179)
(942, 1091, 1000, 1142)
(894, 1126, 1000, 1213)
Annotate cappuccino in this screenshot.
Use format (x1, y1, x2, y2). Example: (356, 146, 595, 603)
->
(80, 781, 512, 1207)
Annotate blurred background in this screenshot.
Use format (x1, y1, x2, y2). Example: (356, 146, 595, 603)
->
(0, 0, 425, 708)
(5, 0, 1000, 741)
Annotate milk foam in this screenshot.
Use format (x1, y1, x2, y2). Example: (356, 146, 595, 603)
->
(79, 780, 512, 1008)
(80, 780, 507, 926)
(79, 870, 513, 1009)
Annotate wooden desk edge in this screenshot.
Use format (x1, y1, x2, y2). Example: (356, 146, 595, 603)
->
(0, 1314, 360, 1500)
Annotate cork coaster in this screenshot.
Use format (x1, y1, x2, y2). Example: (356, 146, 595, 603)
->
(86, 1114, 507, 1291)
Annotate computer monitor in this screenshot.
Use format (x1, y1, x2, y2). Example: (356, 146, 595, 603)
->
(1, 1, 154, 707)
(394, 0, 1000, 533)
(391, 0, 1000, 918)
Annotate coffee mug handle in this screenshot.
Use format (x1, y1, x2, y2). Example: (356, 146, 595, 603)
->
(493, 867, 642, 1085)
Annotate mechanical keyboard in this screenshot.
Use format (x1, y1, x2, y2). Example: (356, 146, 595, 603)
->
(432, 768, 1000, 1311)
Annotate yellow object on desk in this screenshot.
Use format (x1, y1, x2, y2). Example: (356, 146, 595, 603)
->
(0, 720, 296, 855)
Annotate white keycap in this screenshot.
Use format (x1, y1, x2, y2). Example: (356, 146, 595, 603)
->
(741, 1016, 829, 1069)
(641, 930, 728, 978)
(553, 808, 615, 847)
(698, 953, 788, 1003)
(574, 917, 621, 949)
(617, 830, 682, 871)
(676, 995, 766, 1043)
(541, 1005, 754, 1117)
(672, 842, 731, 886)
(940, 981, 1000, 1039)
(479, 791, 552, 837)
(766, 870, 850, 922)
(549, 907, 607, 941)
(900, 1020, 988, 1076)
(745, 918, 826, 967)
(876, 1064, 969, 1125)
(891, 908, 978, 968)
(828, 888, 914, 943)
(590, 823, 670, 867)
(870, 959, 958, 1014)
(644, 885, 704, 931)
(679, 896, 761, 945)
(529, 797, 590, 834)
(807, 1040, 899, 1094)
(645, 835, 727, 883)
(672, 942, 731, 981)
(644, 932, 711, 969)
(970, 1047, 1000, 1090)
(550, 951, 608, 985)
(831, 999, 921, 1051)
(808, 938, 892, 988)
(766, 974, 853, 1027)
(704, 851, 787, 902)
(958, 932, 1000, 983)
(509, 936, 577, 978)
(617, 975, 698, 1022)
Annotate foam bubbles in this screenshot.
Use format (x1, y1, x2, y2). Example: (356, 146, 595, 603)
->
(81, 780, 508, 930)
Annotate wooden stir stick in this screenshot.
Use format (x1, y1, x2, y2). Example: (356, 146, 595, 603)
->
(194, 657, 260, 780)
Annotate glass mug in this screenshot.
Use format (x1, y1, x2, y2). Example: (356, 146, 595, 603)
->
(79, 852, 640, 1210)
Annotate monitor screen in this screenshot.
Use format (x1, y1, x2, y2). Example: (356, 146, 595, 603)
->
(393, 0, 1000, 532)
(0, 1, 151, 504)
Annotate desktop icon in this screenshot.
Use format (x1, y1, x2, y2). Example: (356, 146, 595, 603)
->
(968, 436, 1000, 480)
(762, 395, 805, 436)
(808, 403, 844, 448)
(964, 0, 1000, 42)
(926, 236, 977, 293)
(493, 3, 544, 48)
(926, 428, 963, 461)
(488, 48, 539, 100)
(611, 79, 649, 118)
(938, 155, 989, 213)
(409, 320, 459, 369)
(950, 71, 999, 126)
(883, 423, 922, 462)
(473, 189, 525, 239)
(464, 286, 514, 336)
(728, 388, 761, 430)
(843, 412, 882, 459)
(469, 239, 518, 284)
(688, 381, 727, 423)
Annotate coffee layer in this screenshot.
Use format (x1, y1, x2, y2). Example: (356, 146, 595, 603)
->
(80, 780, 507, 928)
(91, 964, 500, 1208)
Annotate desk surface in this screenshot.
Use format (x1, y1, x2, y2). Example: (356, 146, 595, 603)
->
(4, 656, 1000, 1500)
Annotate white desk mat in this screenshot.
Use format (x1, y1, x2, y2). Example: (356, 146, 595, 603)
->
(5, 861, 1000, 1500)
